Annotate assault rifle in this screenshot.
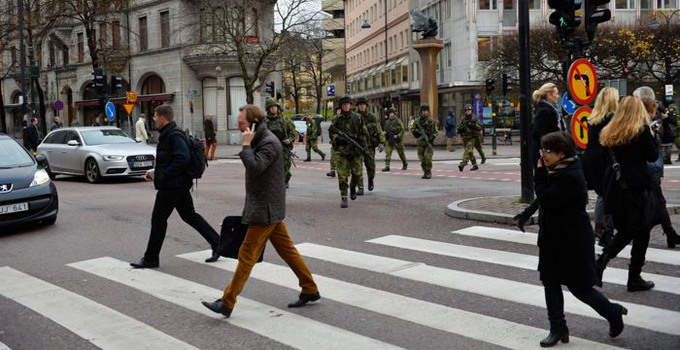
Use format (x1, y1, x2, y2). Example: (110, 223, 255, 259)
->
(415, 121, 434, 150)
(281, 142, 300, 167)
(386, 131, 397, 147)
(328, 124, 373, 160)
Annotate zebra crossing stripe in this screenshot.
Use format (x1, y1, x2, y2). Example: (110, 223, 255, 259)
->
(67, 257, 406, 350)
(0, 341, 12, 350)
(367, 235, 680, 295)
(0, 266, 199, 350)
(453, 226, 680, 266)
(295, 243, 680, 336)
(178, 251, 626, 350)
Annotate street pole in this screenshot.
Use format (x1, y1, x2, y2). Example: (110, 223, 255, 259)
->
(18, 0, 27, 120)
(518, 0, 533, 203)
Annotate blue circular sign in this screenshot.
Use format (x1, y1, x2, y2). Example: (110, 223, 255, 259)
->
(53, 100, 64, 111)
(562, 92, 577, 115)
(105, 102, 116, 122)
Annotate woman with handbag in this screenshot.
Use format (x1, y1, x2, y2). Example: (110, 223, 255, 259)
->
(535, 131, 626, 347)
(596, 96, 659, 292)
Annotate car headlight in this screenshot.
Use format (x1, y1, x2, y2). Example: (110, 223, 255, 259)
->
(30, 169, 51, 187)
(103, 155, 125, 161)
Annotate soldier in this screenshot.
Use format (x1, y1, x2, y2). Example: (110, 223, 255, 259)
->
(304, 115, 325, 161)
(327, 107, 341, 177)
(265, 98, 298, 188)
(458, 104, 482, 172)
(410, 104, 437, 179)
(356, 97, 385, 192)
(382, 107, 408, 172)
(329, 95, 369, 208)
(470, 107, 487, 164)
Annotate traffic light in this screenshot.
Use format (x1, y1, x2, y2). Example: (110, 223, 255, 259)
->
(485, 78, 495, 96)
(584, 0, 611, 41)
(110, 76, 124, 93)
(264, 81, 275, 97)
(502, 74, 511, 96)
(92, 68, 106, 94)
(548, 0, 583, 40)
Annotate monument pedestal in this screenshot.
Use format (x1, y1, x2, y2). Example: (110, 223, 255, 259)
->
(413, 39, 444, 124)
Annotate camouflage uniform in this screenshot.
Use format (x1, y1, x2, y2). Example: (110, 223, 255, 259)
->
(357, 99, 385, 191)
(265, 98, 298, 185)
(473, 127, 487, 164)
(304, 117, 325, 161)
(410, 105, 437, 179)
(383, 108, 407, 171)
(458, 111, 483, 171)
(330, 96, 369, 207)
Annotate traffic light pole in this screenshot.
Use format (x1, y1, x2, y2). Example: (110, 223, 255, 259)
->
(518, 0, 534, 203)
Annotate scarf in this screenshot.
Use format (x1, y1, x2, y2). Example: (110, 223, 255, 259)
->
(547, 156, 577, 175)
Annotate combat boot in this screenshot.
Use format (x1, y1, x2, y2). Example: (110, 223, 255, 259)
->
(357, 187, 364, 196)
(326, 170, 336, 177)
(304, 152, 311, 162)
(481, 156, 487, 164)
(341, 197, 348, 208)
(350, 187, 357, 200)
(402, 163, 407, 170)
(458, 164, 464, 172)
(321, 153, 326, 161)
(368, 179, 374, 191)
(382, 166, 390, 172)
(471, 164, 479, 171)
(304, 158, 311, 162)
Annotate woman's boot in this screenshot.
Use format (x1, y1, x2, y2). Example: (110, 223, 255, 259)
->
(595, 252, 610, 287)
(665, 229, 680, 248)
(627, 264, 655, 292)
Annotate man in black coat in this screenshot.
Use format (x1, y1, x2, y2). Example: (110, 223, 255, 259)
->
(24, 117, 42, 153)
(130, 105, 220, 268)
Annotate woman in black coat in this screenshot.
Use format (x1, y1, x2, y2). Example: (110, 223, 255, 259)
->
(535, 131, 626, 347)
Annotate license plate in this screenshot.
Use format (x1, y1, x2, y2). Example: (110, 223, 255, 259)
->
(0, 202, 29, 215)
(133, 161, 153, 168)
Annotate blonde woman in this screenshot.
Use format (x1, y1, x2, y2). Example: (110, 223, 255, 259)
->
(583, 87, 619, 247)
(596, 96, 658, 292)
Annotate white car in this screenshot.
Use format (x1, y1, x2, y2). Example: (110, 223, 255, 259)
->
(37, 126, 156, 183)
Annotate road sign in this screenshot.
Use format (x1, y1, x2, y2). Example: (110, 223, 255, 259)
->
(105, 101, 116, 122)
(666, 84, 674, 96)
(52, 100, 64, 111)
(123, 103, 135, 115)
(127, 91, 138, 103)
(327, 85, 335, 97)
(568, 58, 598, 106)
(571, 106, 592, 149)
(561, 93, 577, 114)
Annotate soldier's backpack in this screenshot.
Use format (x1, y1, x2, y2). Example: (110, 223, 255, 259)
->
(183, 132, 208, 179)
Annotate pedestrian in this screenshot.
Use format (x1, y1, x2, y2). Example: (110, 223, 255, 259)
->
(407, 115, 415, 130)
(445, 111, 457, 152)
(265, 98, 297, 188)
(512, 83, 562, 231)
(471, 111, 487, 164)
(135, 113, 149, 144)
(658, 103, 676, 165)
(382, 107, 408, 172)
(24, 117, 42, 154)
(303, 115, 325, 161)
(458, 104, 482, 172)
(356, 97, 385, 192)
(596, 96, 658, 292)
(130, 105, 220, 269)
(204, 114, 217, 161)
(326, 107, 341, 178)
(534, 131, 627, 347)
(583, 87, 619, 247)
(202, 104, 320, 318)
(329, 95, 369, 208)
(50, 116, 62, 131)
(411, 104, 437, 179)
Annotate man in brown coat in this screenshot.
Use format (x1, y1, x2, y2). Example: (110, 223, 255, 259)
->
(202, 105, 320, 318)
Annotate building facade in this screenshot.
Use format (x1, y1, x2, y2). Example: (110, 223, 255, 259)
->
(322, 0, 346, 108)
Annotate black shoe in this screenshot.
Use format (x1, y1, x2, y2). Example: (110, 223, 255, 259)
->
(627, 275, 655, 292)
(609, 304, 627, 338)
(341, 197, 348, 208)
(368, 179, 374, 191)
(470, 165, 479, 171)
(423, 171, 432, 179)
(326, 170, 336, 177)
(665, 230, 680, 248)
(202, 299, 233, 317)
(539, 330, 569, 347)
(286, 182, 289, 189)
(595, 253, 609, 287)
(287, 292, 321, 308)
(304, 158, 311, 162)
(350, 188, 357, 200)
(402, 163, 407, 170)
(205, 248, 220, 263)
(599, 230, 614, 247)
(357, 188, 364, 196)
(481, 157, 487, 164)
(130, 258, 159, 269)
(458, 164, 464, 172)
(382, 166, 390, 172)
(321, 153, 326, 161)
(512, 213, 528, 233)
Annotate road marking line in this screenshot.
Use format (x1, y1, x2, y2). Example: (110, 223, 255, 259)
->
(178, 251, 625, 350)
(0, 341, 12, 350)
(295, 243, 680, 336)
(368, 235, 680, 295)
(67, 257, 405, 350)
(453, 226, 680, 266)
(0, 267, 198, 350)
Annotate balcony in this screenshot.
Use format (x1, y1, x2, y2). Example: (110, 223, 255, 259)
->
(182, 44, 246, 79)
(322, 0, 343, 13)
(323, 18, 344, 32)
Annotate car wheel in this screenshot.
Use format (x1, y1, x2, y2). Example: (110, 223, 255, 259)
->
(85, 158, 101, 183)
(45, 162, 57, 180)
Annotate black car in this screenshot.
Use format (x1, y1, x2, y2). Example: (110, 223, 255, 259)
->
(0, 133, 59, 228)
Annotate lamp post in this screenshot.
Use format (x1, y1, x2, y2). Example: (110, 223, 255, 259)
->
(18, 0, 27, 120)
(361, 0, 389, 116)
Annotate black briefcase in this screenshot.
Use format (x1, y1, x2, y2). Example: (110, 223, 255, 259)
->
(217, 216, 264, 262)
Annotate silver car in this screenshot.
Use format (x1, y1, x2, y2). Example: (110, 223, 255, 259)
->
(37, 127, 156, 183)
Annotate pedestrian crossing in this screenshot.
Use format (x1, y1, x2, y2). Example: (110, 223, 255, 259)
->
(1, 224, 679, 349)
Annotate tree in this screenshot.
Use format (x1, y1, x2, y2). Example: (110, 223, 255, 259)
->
(185, 0, 320, 104)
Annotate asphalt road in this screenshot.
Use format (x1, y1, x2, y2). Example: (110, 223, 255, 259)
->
(1, 157, 679, 350)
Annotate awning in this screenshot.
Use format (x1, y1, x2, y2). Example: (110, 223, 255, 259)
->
(3, 103, 22, 109)
(73, 93, 175, 108)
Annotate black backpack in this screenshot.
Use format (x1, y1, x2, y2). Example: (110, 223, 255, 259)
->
(182, 132, 208, 179)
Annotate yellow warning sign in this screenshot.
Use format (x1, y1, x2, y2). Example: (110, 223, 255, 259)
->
(123, 103, 135, 115)
(568, 59, 598, 106)
(571, 106, 591, 149)
(126, 91, 138, 103)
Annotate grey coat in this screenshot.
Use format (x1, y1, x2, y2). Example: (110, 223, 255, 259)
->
(239, 122, 286, 225)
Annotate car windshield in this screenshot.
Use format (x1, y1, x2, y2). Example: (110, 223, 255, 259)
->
(0, 138, 35, 168)
(80, 129, 137, 145)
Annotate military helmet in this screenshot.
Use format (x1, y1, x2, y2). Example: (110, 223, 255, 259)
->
(465, 104, 473, 111)
(265, 98, 280, 110)
(387, 107, 397, 113)
(356, 97, 368, 105)
(338, 95, 353, 105)
(669, 103, 677, 110)
(420, 103, 430, 111)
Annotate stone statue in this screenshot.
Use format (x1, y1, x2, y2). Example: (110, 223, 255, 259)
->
(410, 9, 438, 39)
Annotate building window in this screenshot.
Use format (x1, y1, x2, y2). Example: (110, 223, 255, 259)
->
(478, 37, 492, 61)
(529, 0, 541, 9)
(640, 0, 653, 8)
(49, 42, 55, 67)
(503, 0, 513, 9)
(479, 0, 497, 10)
(112, 21, 121, 48)
(139, 16, 148, 51)
(402, 65, 408, 83)
(160, 11, 170, 48)
(77, 32, 84, 63)
(658, 0, 677, 8)
(10, 46, 16, 65)
(444, 42, 451, 67)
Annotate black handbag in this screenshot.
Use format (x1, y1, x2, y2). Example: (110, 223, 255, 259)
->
(217, 216, 264, 262)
